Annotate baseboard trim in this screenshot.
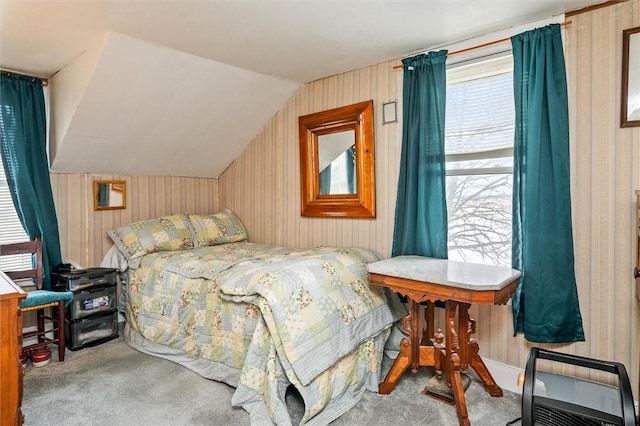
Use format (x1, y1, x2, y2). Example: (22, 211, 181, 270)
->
(484, 357, 523, 395)
(483, 357, 639, 417)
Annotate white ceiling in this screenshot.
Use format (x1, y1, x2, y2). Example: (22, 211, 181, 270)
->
(0, 0, 607, 178)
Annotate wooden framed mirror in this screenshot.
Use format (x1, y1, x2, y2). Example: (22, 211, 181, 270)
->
(94, 180, 126, 211)
(622, 26, 640, 127)
(299, 100, 375, 218)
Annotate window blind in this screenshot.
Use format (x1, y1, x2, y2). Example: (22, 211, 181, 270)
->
(445, 54, 514, 266)
(0, 161, 30, 270)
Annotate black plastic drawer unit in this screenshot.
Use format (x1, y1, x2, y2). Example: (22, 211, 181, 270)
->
(67, 285, 117, 320)
(52, 267, 116, 291)
(65, 311, 119, 351)
(52, 266, 119, 350)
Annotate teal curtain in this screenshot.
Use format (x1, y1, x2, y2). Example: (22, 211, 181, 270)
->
(345, 145, 355, 194)
(98, 183, 109, 207)
(392, 50, 448, 258)
(0, 72, 63, 289)
(510, 25, 584, 343)
(319, 165, 331, 195)
(319, 146, 356, 195)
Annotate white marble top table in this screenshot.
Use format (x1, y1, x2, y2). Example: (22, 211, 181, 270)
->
(367, 255, 521, 291)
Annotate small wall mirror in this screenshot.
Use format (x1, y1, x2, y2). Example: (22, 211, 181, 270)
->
(299, 100, 375, 218)
(94, 180, 126, 211)
(622, 26, 640, 127)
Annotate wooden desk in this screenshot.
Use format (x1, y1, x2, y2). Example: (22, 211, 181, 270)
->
(367, 256, 520, 426)
(1, 271, 26, 426)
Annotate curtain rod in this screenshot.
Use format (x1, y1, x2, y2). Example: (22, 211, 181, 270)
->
(393, 20, 572, 69)
(0, 68, 48, 87)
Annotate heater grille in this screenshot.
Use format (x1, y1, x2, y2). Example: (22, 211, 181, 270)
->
(533, 397, 623, 426)
(522, 348, 635, 426)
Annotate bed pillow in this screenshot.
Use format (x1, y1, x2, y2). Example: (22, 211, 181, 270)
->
(188, 208, 248, 247)
(107, 213, 195, 267)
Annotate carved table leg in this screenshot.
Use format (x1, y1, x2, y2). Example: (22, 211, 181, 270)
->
(460, 304, 503, 397)
(444, 301, 470, 426)
(379, 300, 418, 394)
(410, 300, 420, 373)
(379, 337, 411, 394)
(379, 299, 439, 394)
(468, 338, 503, 397)
(458, 303, 471, 370)
(422, 301, 435, 346)
(431, 328, 445, 380)
(446, 352, 470, 426)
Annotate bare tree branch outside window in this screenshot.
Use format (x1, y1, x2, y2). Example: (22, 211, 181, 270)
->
(446, 172, 512, 266)
(445, 60, 514, 267)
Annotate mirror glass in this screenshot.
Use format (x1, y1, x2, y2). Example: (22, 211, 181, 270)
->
(94, 180, 126, 211)
(299, 100, 375, 218)
(318, 130, 356, 195)
(622, 26, 640, 127)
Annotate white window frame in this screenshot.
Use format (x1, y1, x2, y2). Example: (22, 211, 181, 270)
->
(445, 53, 514, 266)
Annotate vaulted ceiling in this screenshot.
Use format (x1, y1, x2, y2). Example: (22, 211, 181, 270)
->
(0, 0, 608, 178)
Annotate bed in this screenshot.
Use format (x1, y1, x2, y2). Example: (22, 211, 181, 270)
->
(106, 209, 405, 425)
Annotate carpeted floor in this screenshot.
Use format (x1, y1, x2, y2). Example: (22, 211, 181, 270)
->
(21, 328, 523, 426)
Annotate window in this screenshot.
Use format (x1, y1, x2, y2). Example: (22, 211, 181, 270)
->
(445, 55, 514, 266)
(0, 159, 30, 271)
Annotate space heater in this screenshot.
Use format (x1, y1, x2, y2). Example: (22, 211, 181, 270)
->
(521, 347, 636, 426)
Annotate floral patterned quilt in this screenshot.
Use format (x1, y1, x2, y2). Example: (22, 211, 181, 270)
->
(125, 242, 404, 425)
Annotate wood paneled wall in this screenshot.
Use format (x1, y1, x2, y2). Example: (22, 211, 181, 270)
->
(50, 173, 218, 267)
(219, 63, 403, 253)
(219, 0, 640, 392)
(565, 0, 640, 385)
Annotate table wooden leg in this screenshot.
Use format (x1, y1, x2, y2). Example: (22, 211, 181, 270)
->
(379, 337, 411, 394)
(379, 300, 419, 394)
(422, 301, 434, 346)
(444, 301, 470, 426)
(468, 338, 503, 397)
(410, 300, 421, 373)
(432, 328, 445, 380)
(446, 354, 470, 426)
(379, 299, 437, 394)
(458, 303, 471, 370)
(456, 302, 503, 397)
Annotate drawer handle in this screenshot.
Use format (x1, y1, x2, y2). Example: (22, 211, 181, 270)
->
(634, 267, 640, 279)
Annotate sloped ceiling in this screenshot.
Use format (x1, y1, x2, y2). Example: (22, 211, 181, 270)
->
(49, 32, 299, 178)
(0, 0, 610, 178)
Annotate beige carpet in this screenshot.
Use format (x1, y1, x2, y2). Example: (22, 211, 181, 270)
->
(21, 329, 523, 426)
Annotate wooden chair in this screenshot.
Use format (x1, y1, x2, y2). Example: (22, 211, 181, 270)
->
(0, 237, 73, 362)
